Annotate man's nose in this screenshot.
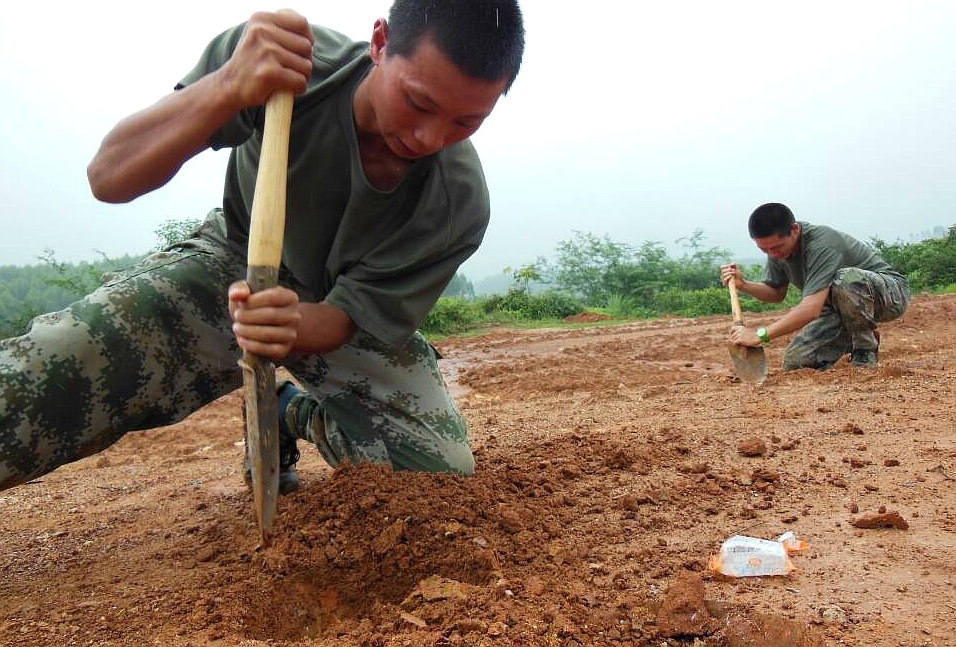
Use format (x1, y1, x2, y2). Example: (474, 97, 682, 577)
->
(413, 123, 446, 153)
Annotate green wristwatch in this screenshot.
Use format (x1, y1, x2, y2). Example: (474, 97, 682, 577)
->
(756, 327, 771, 345)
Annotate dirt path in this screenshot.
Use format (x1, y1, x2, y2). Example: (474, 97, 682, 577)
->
(2, 294, 954, 646)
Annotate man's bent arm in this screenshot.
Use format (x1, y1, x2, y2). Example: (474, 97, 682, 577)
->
(293, 302, 358, 355)
(88, 10, 315, 203)
(738, 278, 789, 303)
(87, 75, 243, 203)
(763, 288, 829, 341)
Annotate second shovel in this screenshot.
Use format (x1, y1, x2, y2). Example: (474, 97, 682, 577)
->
(727, 281, 768, 385)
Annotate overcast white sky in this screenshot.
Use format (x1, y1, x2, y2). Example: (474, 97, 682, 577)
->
(1, 1, 954, 280)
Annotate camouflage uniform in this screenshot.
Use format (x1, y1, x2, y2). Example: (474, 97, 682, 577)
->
(782, 267, 910, 370)
(0, 229, 471, 492)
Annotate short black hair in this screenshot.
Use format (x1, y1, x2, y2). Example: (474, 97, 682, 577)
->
(748, 203, 796, 238)
(386, 0, 525, 93)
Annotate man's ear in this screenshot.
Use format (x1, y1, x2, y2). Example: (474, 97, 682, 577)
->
(370, 18, 389, 65)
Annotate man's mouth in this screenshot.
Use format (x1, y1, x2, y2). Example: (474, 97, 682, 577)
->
(393, 137, 423, 160)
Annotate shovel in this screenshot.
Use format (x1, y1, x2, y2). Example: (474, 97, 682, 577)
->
(239, 90, 294, 547)
(727, 280, 768, 385)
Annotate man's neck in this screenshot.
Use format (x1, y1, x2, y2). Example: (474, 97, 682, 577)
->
(352, 75, 412, 192)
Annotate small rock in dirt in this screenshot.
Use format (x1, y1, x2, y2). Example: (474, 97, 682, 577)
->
(497, 506, 524, 534)
(456, 618, 486, 634)
(850, 511, 910, 530)
(679, 461, 710, 474)
(399, 612, 426, 628)
(821, 606, 847, 623)
(738, 437, 767, 457)
(840, 422, 865, 435)
(883, 458, 901, 467)
(752, 468, 780, 483)
(195, 545, 219, 563)
(524, 576, 546, 596)
(848, 502, 859, 514)
(621, 492, 656, 510)
(371, 519, 406, 554)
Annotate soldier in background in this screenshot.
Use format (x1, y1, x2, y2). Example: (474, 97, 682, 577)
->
(721, 202, 910, 370)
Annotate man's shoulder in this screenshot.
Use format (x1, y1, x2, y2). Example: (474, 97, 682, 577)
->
(801, 222, 851, 245)
(310, 24, 368, 66)
(434, 140, 489, 208)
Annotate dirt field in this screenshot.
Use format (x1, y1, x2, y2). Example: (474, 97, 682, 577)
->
(2, 293, 955, 647)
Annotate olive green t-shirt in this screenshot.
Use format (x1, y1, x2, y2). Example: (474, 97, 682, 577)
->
(177, 23, 491, 347)
(763, 222, 901, 296)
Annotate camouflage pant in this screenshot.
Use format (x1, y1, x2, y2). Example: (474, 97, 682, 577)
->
(0, 225, 471, 492)
(782, 267, 910, 370)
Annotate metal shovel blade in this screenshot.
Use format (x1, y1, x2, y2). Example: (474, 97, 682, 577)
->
(728, 340, 768, 385)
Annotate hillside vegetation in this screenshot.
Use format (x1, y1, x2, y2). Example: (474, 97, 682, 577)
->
(2, 224, 954, 340)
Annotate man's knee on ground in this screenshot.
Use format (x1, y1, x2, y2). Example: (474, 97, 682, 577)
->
(441, 443, 476, 476)
(782, 350, 834, 371)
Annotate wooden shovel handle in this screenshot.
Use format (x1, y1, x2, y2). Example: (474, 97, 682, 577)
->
(247, 91, 294, 272)
(727, 279, 744, 326)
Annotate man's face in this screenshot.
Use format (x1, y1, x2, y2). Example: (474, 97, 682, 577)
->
(367, 27, 509, 160)
(753, 223, 801, 260)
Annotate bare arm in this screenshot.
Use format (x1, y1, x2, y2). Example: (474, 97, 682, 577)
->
(727, 285, 830, 347)
(760, 288, 829, 340)
(720, 263, 788, 303)
(87, 10, 315, 203)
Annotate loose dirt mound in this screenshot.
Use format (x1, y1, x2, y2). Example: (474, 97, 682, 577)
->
(2, 294, 955, 646)
(564, 311, 613, 323)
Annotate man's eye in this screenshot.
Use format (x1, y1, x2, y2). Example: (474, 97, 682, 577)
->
(408, 97, 428, 112)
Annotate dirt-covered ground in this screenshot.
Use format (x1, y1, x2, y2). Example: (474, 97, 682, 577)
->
(2, 294, 955, 647)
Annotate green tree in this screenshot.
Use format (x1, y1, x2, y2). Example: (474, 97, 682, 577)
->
(546, 231, 634, 304)
(872, 225, 956, 291)
(671, 228, 731, 290)
(442, 272, 475, 299)
(545, 230, 730, 308)
(154, 218, 203, 250)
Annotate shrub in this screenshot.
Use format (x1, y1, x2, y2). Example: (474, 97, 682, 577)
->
(481, 289, 582, 320)
(421, 297, 484, 335)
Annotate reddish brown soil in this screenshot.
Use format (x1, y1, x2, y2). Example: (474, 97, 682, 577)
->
(2, 294, 955, 647)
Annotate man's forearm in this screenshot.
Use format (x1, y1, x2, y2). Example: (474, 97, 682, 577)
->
(764, 306, 816, 341)
(739, 279, 786, 303)
(292, 301, 358, 355)
(87, 72, 242, 204)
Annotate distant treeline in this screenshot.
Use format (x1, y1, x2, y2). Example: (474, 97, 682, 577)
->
(1, 223, 954, 340)
(426, 226, 956, 335)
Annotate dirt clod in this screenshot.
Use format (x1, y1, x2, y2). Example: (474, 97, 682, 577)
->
(738, 437, 767, 457)
(851, 511, 910, 530)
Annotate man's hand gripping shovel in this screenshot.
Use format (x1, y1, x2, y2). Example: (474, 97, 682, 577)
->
(727, 280, 768, 385)
(239, 91, 294, 547)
